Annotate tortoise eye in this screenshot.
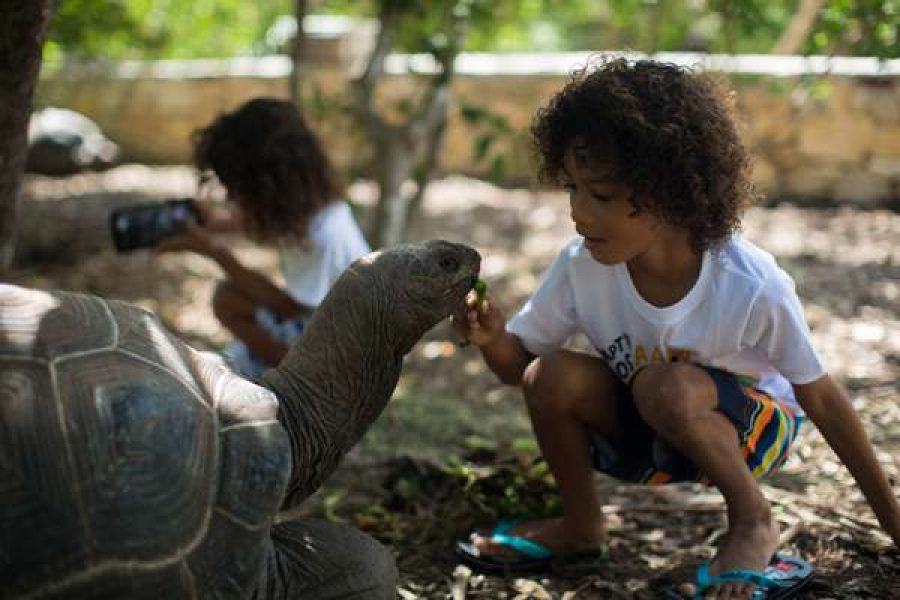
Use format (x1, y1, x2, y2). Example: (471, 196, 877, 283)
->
(438, 254, 460, 272)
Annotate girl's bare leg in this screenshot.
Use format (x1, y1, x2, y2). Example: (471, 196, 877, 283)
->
(212, 281, 289, 365)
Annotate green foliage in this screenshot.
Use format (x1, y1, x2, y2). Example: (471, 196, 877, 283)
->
(46, 0, 291, 60)
(458, 100, 513, 183)
(441, 451, 562, 520)
(325, 0, 798, 55)
(45, 0, 899, 60)
(705, 0, 800, 53)
(46, 0, 139, 59)
(807, 0, 899, 58)
(353, 443, 561, 540)
(322, 488, 348, 523)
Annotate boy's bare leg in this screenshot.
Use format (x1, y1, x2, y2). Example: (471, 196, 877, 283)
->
(632, 363, 780, 600)
(471, 350, 622, 556)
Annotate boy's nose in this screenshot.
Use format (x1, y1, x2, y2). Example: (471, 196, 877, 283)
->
(570, 196, 593, 225)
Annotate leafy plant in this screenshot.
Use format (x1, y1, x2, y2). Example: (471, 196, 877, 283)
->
(458, 101, 514, 184)
(807, 0, 899, 58)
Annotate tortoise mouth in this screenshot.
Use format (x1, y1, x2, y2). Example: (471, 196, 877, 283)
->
(439, 273, 479, 305)
(457, 273, 479, 295)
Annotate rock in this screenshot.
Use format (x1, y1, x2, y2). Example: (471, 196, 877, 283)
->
(26, 107, 121, 176)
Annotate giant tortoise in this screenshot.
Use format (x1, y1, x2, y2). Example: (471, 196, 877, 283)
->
(0, 240, 480, 599)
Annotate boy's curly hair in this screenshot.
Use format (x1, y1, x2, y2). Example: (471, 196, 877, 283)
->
(532, 57, 755, 252)
(193, 97, 344, 243)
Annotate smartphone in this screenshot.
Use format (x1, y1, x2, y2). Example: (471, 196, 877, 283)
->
(110, 198, 202, 252)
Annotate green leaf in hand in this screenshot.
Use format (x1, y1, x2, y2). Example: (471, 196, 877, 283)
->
(474, 279, 487, 309)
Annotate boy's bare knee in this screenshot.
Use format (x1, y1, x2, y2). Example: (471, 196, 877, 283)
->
(522, 351, 616, 419)
(522, 354, 560, 410)
(633, 363, 715, 435)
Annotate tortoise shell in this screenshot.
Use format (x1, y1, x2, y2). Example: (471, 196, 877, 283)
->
(0, 284, 291, 598)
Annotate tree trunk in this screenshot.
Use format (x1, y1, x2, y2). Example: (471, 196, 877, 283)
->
(372, 135, 414, 249)
(351, 2, 464, 249)
(408, 112, 447, 219)
(288, 0, 308, 105)
(0, 1, 51, 271)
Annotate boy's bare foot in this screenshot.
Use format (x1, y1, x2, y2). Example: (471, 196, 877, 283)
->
(680, 513, 780, 599)
(470, 516, 606, 559)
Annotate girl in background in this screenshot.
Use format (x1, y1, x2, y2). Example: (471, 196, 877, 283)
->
(158, 97, 370, 379)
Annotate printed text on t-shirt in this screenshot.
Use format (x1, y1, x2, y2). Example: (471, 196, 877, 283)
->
(598, 333, 693, 382)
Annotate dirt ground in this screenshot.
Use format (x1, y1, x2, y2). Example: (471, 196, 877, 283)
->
(10, 166, 900, 598)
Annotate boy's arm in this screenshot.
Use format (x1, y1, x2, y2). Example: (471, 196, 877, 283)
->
(480, 329, 535, 386)
(795, 375, 900, 548)
(455, 293, 535, 386)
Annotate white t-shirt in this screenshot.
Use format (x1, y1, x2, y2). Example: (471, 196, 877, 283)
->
(507, 235, 826, 413)
(278, 200, 370, 307)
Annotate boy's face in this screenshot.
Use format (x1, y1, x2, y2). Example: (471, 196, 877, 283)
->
(561, 146, 661, 265)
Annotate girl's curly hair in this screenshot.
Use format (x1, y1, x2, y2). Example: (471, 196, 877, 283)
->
(532, 57, 755, 252)
(193, 97, 344, 243)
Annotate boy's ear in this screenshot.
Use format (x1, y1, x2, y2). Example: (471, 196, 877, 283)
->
(625, 193, 642, 217)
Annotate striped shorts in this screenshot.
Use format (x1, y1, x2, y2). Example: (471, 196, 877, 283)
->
(589, 367, 803, 485)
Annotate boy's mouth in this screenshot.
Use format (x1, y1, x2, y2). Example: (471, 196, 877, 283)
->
(578, 230, 606, 244)
(575, 225, 603, 240)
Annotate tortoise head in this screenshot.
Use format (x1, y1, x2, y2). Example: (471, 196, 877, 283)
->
(330, 239, 481, 351)
(263, 240, 480, 508)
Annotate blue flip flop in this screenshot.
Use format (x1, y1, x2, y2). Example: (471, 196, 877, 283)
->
(665, 553, 815, 599)
(456, 518, 556, 574)
(456, 519, 606, 575)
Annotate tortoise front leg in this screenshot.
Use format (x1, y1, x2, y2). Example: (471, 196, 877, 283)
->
(253, 520, 397, 600)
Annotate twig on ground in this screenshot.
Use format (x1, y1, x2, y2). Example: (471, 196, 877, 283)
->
(779, 520, 804, 545)
(451, 565, 471, 600)
(602, 502, 724, 514)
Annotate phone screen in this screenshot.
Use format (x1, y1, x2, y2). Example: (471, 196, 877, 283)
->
(110, 198, 201, 252)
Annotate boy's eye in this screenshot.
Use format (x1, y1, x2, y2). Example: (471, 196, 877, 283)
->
(591, 192, 611, 202)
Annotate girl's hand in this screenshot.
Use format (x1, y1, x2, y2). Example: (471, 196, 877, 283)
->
(452, 286, 506, 348)
(193, 198, 243, 233)
(192, 198, 218, 225)
(154, 223, 221, 258)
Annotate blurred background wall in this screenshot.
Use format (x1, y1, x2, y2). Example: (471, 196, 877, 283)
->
(36, 52, 900, 206)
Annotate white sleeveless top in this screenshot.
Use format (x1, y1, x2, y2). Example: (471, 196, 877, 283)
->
(278, 200, 370, 307)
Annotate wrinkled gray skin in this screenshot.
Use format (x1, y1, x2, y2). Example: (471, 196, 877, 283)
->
(0, 240, 480, 599)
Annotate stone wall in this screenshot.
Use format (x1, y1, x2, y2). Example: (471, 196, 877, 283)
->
(36, 52, 900, 205)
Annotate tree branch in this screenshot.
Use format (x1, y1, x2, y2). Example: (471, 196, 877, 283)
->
(351, 0, 400, 134)
(771, 0, 825, 55)
(288, 0, 308, 105)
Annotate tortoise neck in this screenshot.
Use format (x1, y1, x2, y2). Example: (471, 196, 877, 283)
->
(261, 297, 403, 509)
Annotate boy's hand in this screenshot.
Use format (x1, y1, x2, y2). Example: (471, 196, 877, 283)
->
(452, 284, 506, 348)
